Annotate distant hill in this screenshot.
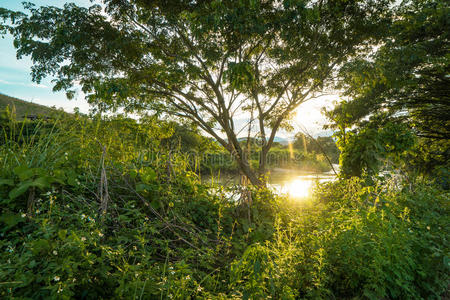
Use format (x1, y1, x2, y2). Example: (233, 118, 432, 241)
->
(0, 93, 59, 119)
(236, 136, 291, 145)
(272, 137, 291, 145)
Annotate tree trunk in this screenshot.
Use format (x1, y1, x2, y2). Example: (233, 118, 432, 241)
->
(258, 146, 268, 180)
(235, 155, 264, 187)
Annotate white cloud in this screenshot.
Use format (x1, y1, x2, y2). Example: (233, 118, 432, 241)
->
(30, 83, 49, 89)
(0, 79, 49, 89)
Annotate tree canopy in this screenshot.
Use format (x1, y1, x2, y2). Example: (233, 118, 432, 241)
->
(1, 0, 393, 185)
(328, 0, 450, 140)
(324, 0, 449, 179)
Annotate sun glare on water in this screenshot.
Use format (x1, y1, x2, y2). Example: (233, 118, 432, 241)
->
(287, 179, 313, 199)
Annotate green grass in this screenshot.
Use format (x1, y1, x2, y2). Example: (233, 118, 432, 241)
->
(0, 93, 59, 118)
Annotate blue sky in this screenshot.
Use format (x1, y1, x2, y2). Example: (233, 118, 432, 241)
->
(0, 1, 93, 113)
(0, 0, 336, 136)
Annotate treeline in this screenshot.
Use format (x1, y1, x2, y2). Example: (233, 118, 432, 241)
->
(201, 134, 339, 175)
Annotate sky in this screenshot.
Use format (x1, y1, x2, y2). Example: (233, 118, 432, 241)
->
(0, 0, 93, 113)
(0, 0, 338, 137)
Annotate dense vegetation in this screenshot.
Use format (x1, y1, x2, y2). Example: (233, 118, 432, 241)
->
(0, 0, 449, 298)
(0, 110, 448, 299)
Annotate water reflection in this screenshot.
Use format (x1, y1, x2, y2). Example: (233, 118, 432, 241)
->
(269, 173, 336, 199)
(287, 179, 313, 198)
(205, 168, 337, 200)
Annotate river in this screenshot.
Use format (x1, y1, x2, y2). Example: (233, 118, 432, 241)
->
(204, 164, 338, 199)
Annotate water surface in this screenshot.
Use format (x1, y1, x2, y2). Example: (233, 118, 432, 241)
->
(205, 165, 338, 199)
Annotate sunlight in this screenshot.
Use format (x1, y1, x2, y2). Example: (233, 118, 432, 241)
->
(287, 179, 312, 199)
(287, 141, 294, 159)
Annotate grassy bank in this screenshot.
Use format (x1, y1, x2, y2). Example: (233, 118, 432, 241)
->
(0, 93, 61, 119)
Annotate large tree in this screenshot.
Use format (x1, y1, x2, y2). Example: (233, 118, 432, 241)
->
(325, 0, 449, 179)
(1, 0, 392, 186)
(328, 0, 450, 140)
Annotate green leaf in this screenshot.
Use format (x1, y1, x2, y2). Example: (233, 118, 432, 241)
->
(53, 169, 66, 181)
(0, 178, 14, 186)
(31, 239, 51, 255)
(29, 260, 37, 268)
(29, 176, 55, 189)
(58, 229, 68, 240)
(13, 165, 34, 181)
(8, 176, 56, 199)
(9, 180, 32, 199)
(136, 183, 151, 193)
(141, 167, 157, 183)
(66, 170, 79, 186)
(0, 213, 23, 227)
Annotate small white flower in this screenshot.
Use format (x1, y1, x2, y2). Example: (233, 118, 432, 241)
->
(81, 214, 86, 219)
(21, 213, 26, 218)
(98, 232, 104, 237)
(185, 275, 190, 280)
(53, 250, 58, 255)
(54, 276, 60, 282)
(81, 237, 86, 242)
(427, 226, 430, 230)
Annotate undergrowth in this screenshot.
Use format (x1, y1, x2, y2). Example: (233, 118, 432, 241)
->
(0, 115, 448, 299)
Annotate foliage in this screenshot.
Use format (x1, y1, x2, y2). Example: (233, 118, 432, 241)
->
(0, 0, 393, 185)
(293, 133, 340, 164)
(327, 0, 449, 139)
(337, 122, 416, 178)
(0, 114, 448, 299)
(201, 145, 332, 176)
(311, 178, 449, 299)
